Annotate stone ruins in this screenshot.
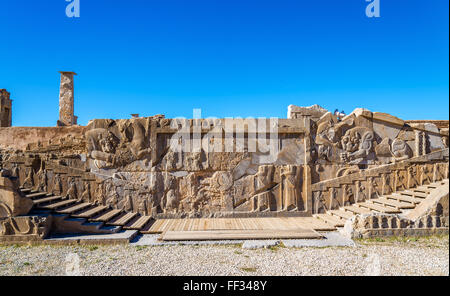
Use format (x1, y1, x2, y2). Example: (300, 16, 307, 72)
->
(0, 72, 448, 243)
(0, 89, 12, 128)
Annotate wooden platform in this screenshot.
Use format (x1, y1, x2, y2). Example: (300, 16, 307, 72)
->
(160, 229, 323, 241)
(144, 217, 336, 234)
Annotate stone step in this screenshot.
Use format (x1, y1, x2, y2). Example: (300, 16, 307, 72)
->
(73, 206, 107, 219)
(107, 212, 138, 226)
(313, 214, 345, 227)
(57, 202, 92, 214)
(357, 202, 401, 214)
(419, 184, 437, 190)
(25, 192, 48, 199)
(328, 210, 353, 220)
(38, 199, 77, 210)
(20, 188, 32, 193)
(371, 198, 415, 209)
(91, 209, 123, 222)
(399, 190, 428, 198)
(124, 216, 153, 230)
(344, 205, 372, 215)
(411, 188, 432, 194)
(33, 195, 63, 205)
(389, 193, 423, 204)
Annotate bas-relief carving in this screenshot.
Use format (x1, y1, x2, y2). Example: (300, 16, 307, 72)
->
(1, 104, 448, 219)
(0, 216, 51, 238)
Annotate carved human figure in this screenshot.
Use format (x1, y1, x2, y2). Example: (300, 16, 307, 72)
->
(367, 177, 381, 199)
(164, 149, 178, 170)
(420, 165, 432, 185)
(281, 165, 300, 211)
(138, 199, 148, 216)
(81, 182, 91, 202)
(123, 194, 134, 212)
(164, 189, 178, 212)
(85, 128, 119, 168)
(36, 166, 48, 192)
(105, 190, 118, 208)
(53, 174, 62, 196)
(255, 165, 275, 193)
(329, 187, 339, 209)
(394, 170, 407, 191)
(407, 166, 418, 189)
(313, 191, 326, 214)
(66, 178, 78, 200)
(343, 184, 354, 205)
(340, 128, 374, 164)
(382, 173, 392, 195)
(11, 164, 20, 179)
(355, 181, 366, 202)
(94, 183, 106, 205)
(22, 168, 34, 188)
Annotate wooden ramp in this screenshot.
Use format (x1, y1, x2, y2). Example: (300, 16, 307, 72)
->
(161, 228, 323, 241)
(144, 217, 336, 234)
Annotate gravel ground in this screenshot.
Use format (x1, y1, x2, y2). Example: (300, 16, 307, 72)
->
(0, 235, 448, 276)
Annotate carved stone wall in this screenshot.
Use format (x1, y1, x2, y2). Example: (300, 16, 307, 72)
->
(0, 105, 448, 218)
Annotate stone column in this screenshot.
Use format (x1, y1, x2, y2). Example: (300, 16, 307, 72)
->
(58, 71, 77, 126)
(0, 89, 12, 127)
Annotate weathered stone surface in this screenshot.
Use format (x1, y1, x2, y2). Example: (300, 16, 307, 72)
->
(0, 83, 449, 235)
(0, 89, 12, 127)
(58, 71, 77, 126)
(0, 175, 33, 217)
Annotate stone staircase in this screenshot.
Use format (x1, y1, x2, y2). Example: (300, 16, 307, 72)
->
(314, 179, 449, 228)
(20, 188, 155, 235)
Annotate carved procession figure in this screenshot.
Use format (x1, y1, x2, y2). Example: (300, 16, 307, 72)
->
(281, 165, 301, 211)
(66, 177, 78, 200)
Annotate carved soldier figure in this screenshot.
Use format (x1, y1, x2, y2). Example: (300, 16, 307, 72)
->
(123, 194, 134, 212)
(407, 165, 418, 189)
(329, 187, 339, 209)
(138, 199, 148, 216)
(281, 165, 300, 211)
(367, 177, 381, 199)
(381, 173, 392, 195)
(164, 189, 178, 213)
(66, 178, 78, 200)
(313, 191, 326, 214)
(53, 174, 62, 196)
(342, 184, 354, 206)
(81, 182, 92, 202)
(38, 169, 48, 192)
(394, 170, 406, 191)
(420, 165, 432, 185)
(355, 180, 366, 202)
(94, 182, 105, 205)
(22, 168, 34, 188)
(105, 189, 118, 208)
(11, 164, 20, 179)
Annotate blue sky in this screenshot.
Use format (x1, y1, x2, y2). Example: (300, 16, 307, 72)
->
(0, 0, 448, 127)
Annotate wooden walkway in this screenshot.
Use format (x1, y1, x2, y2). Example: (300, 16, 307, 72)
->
(143, 217, 336, 234)
(161, 229, 323, 241)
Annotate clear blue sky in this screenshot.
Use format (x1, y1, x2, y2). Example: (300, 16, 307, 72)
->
(1, 0, 448, 127)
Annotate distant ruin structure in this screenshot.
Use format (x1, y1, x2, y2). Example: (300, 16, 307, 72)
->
(0, 89, 12, 127)
(58, 71, 77, 126)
